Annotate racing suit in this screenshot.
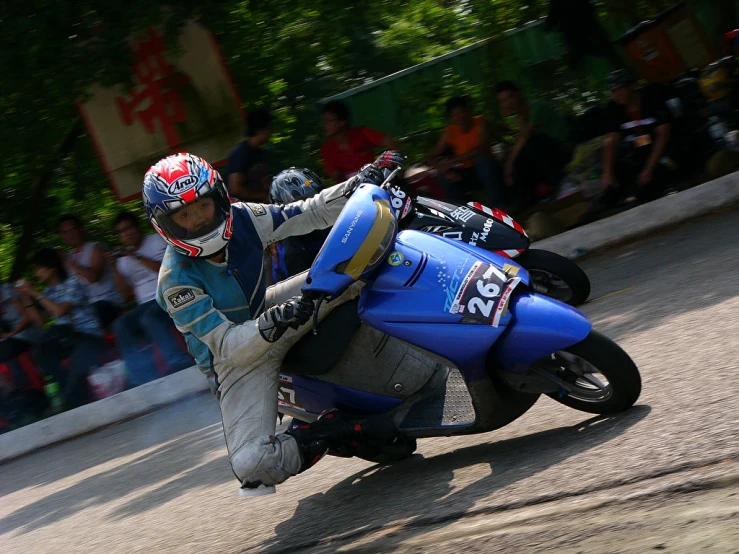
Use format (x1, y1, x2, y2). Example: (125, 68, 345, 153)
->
(156, 182, 355, 487)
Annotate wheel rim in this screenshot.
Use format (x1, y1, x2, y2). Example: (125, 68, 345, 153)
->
(547, 351, 613, 403)
(528, 269, 574, 303)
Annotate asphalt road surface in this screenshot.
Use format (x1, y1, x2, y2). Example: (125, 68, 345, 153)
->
(2, 209, 738, 553)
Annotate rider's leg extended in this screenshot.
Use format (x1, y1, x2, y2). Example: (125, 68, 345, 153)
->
(215, 272, 362, 494)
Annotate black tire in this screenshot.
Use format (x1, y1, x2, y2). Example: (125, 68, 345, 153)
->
(515, 249, 591, 306)
(546, 331, 641, 414)
(354, 437, 418, 465)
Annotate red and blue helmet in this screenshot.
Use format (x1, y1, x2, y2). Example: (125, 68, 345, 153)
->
(143, 153, 233, 258)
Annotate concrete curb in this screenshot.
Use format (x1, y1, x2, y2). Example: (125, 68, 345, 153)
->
(0, 366, 209, 463)
(531, 170, 739, 258)
(2, 171, 738, 463)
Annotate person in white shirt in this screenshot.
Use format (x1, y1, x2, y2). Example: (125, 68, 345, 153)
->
(58, 214, 123, 328)
(107, 212, 193, 387)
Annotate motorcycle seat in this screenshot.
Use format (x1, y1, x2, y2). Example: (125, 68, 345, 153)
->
(281, 299, 362, 375)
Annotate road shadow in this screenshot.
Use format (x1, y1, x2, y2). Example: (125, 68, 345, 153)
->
(257, 405, 651, 553)
(0, 397, 232, 535)
(0, 392, 219, 497)
(579, 211, 739, 340)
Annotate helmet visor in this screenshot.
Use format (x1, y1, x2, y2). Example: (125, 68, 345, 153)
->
(155, 189, 230, 243)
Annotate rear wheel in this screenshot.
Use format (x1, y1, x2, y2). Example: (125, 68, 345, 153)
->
(541, 331, 641, 414)
(515, 249, 591, 306)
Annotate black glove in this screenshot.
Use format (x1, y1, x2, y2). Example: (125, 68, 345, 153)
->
(258, 295, 314, 343)
(341, 151, 406, 198)
(341, 164, 385, 197)
(373, 150, 405, 172)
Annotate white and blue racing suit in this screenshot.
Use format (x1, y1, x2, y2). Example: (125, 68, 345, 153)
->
(156, 182, 358, 487)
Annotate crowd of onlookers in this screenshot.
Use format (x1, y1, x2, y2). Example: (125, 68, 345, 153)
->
(226, 72, 683, 228)
(0, 213, 193, 429)
(0, 71, 690, 431)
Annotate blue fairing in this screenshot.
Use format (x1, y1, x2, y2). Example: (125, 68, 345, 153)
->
(494, 292, 592, 373)
(296, 183, 596, 416)
(359, 230, 527, 381)
(285, 373, 403, 415)
(303, 183, 390, 296)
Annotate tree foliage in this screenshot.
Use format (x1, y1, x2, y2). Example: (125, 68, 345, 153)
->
(0, 0, 725, 279)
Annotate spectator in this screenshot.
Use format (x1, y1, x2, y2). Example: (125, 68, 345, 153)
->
(1, 281, 41, 356)
(227, 108, 274, 203)
(18, 248, 106, 410)
(320, 100, 400, 182)
(600, 69, 674, 207)
(426, 95, 500, 204)
(0, 282, 45, 424)
(496, 80, 572, 212)
(58, 214, 122, 328)
(107, 212, 193, 387)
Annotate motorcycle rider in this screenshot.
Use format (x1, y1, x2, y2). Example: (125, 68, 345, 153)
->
(144, 151, 404, 496)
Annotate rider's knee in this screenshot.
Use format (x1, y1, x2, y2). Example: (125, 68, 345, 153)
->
(229, 437, 291, 486)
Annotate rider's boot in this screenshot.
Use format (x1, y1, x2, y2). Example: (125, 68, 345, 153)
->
(287, 409, 397, 472)
(287, 410, 358, 472)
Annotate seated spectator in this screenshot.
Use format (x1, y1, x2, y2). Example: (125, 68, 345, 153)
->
(108, 212, 193, 387)
(496, 81, 573, 212)
(227, 108, 274, 203)
(18, 248, 106, 410)
(320, 100, 400, 182)
(600, 69, 675, 208)
(426, 95, 500, 204)
(58, 214, 123, 328)
(0, 281, 42, 383)
(0, 282, 45, 425)
(1, 280, 41, 356)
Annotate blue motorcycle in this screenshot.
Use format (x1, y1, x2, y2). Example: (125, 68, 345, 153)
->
(277, 170, 641, 464)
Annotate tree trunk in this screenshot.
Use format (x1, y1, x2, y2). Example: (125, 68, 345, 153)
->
(9, 119, 83, 280)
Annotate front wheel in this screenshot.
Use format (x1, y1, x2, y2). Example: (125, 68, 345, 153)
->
(515, 249, 591, 306)
(541, 331, 641, 414)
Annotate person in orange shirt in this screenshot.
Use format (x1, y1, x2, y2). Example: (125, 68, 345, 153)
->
(427, 95, 501, 204)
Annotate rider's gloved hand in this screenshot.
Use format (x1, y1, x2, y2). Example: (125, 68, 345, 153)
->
(341, 164, 385, 197)
(258, 295, 314, 343)
(373, 150, 406, 172)
(341, 151, 406, 198)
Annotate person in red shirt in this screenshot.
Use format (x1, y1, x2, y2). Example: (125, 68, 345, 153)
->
(320, 100, 400, 182)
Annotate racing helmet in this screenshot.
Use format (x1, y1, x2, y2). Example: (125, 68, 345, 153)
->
(269, 167, 323, 204)
(142, 153, 233, 258)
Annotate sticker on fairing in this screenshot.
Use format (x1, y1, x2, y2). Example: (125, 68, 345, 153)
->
(388, 186, 408, 220)
(277, 374, 305, 411)
(167, 288, 196, 309)
(400, 197, 413, 220)
(448, 261, 521, 326)
(387, 251, 404, 266)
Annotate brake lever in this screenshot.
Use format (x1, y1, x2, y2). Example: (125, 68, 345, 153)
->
(379, 167, 402, 190)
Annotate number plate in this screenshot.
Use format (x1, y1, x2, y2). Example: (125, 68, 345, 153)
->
(448, 261, 521, 326)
